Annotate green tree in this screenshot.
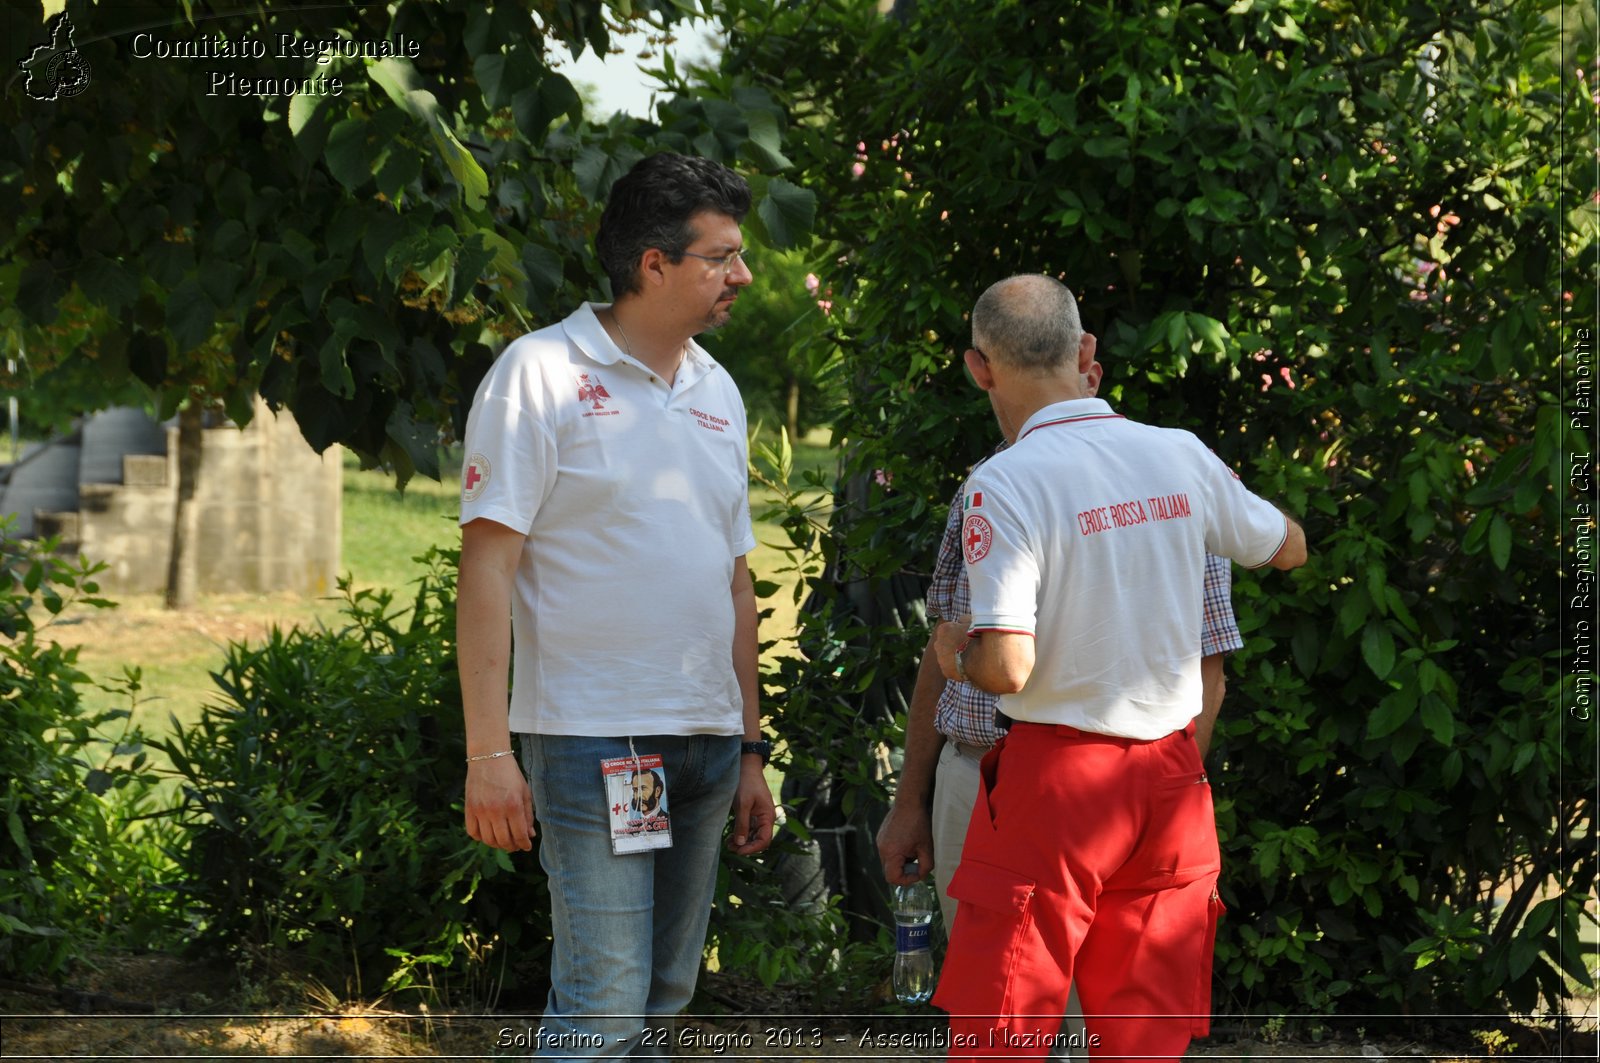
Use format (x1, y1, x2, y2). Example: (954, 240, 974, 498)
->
(2, 0, 814, 603)
(693, 0, 1595, 1020)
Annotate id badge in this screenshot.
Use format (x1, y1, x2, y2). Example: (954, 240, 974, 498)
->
(601, 754, 673, 854)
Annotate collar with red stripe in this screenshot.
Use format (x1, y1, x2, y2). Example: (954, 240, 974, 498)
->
(1017, 399, 1124, 441)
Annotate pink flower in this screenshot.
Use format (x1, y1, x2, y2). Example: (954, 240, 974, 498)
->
(1464, 458, 1475, 476)
(1279, 366, 1296, 389)
(1261, 373, 1273, 391)
(851, 162, 865, 178)
(940, 210, 949, 221)
(805, 273, 820, 294)
(1417, 260, 1438, 274)
(874, 468, 893, 487)
(1409, 289, 1430, 302)
(817, 298, 833, 316)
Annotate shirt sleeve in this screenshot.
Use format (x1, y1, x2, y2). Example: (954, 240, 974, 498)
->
(926, 485, 967, 621)
(458, 344, 558, 534)
(962, 468, 1039, 636)
(1198, 445, 1291, 569)
(1200, 553, 1244, 656)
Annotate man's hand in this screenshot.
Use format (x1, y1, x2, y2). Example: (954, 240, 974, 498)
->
(728, 758, 776, 855)
(465, 756, 536, 852)
(876, 800, 935, 886)
(933, 617, 972, 681)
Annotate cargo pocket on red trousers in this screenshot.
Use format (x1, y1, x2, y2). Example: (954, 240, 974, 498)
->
(934, 859, 1036, 1022)
(1192, 886, 1226, 1037)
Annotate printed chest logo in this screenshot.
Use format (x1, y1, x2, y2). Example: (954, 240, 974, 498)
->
(577, 373, 619, 417)
(689, 408, 730, 433)
(462, 454, 490, 501)
(963, 514, 994, 564)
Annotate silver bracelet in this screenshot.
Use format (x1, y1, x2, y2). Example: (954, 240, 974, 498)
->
(466, 749, 515, 763)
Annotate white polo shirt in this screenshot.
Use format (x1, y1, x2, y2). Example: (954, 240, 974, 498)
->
(962, 398, 1288, 739)
(459, 302, 757, 737)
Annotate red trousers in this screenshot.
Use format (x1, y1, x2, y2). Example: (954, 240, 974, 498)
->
(933, 722, 1225, 1062)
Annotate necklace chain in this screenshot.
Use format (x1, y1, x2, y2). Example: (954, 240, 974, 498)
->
(610, 309, 633, 355)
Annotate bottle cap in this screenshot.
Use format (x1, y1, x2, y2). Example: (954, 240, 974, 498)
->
(902, 860, 919, 877)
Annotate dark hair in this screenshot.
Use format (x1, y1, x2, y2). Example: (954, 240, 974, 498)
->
(595, 153, 751, 296)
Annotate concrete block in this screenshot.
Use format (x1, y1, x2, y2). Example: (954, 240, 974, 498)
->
(123, 454, 168, 486)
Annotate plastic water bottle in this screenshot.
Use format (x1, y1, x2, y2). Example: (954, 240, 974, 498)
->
(893, 861, 937, 1004)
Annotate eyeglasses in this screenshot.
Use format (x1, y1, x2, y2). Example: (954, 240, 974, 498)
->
(674, 248, 751, 273)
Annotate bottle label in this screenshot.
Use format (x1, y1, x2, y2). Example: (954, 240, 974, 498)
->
(896, 922, 931, 952)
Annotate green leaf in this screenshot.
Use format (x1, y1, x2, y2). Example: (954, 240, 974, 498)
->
(78, 254, 140, 312)
(325, 117, 373, 193)
(166, 278, 216, 353)
(1488, 514, 1511, 570)
(452, 234, 498, 303)
(1186, 313, 1229, 354)
(754, 177, 816, 248)
(374, 144, 425, 200)
(522, 242, 564, 305)
(1082, 135, 1130, 158)
(514, 73, 583, 139)
(1417, 694, 1454, 746)
(1361, 622, 1396, 680)
(1368, 685, 1417, 740)
(368, 57, 488, 210)
(742, 108, 793, 170)
(475, 48, 540, 110)
(1440, 749, 1462, 787)
(386, 404, 441, 481)
(288, 91, 337, 160)
(6, 811, 30, 861)
(318, 320, 358, 397)
(572, 144, 641, 204)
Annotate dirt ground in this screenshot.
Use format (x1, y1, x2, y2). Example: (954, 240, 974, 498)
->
(2, 954, 1591, 1062)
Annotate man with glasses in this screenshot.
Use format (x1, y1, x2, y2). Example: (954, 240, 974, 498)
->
(456, 152, 775, 1059)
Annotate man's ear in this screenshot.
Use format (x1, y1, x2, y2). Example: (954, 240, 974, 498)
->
(1078, 332, 1098, 375)
(1084, 359, 1104, 396)
(635, 247, 670, 289)
(964, 348, 995, 391)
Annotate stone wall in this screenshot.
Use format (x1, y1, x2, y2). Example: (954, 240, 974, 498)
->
(69, 402, 341, 597)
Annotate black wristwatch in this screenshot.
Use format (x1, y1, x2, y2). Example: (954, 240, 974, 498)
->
(740, 740, 773, 766)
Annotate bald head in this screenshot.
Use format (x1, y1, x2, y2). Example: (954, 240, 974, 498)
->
(971, 275, 1085, 375)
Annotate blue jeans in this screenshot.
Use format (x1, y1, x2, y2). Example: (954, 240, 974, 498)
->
(518, 733, 740, 1060)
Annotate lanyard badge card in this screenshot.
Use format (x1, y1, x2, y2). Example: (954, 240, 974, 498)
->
(602, 752, 673, 854)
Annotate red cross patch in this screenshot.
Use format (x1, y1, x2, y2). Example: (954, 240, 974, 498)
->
(462, 453, 491, 502)
(963, 514, 993, 564)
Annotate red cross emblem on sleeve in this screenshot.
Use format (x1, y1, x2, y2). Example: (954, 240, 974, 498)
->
(462, 454, 491, 501)
(963, 514, 993, 564)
